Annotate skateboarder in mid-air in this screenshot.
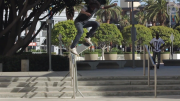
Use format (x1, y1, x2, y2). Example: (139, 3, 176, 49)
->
(70, 0, 117, 55)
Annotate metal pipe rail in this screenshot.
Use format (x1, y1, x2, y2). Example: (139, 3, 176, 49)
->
(143, 45, 157, 98)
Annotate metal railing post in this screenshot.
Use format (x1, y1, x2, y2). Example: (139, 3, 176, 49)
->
(148, 51, 150, 86)
(143, 46, 146, 76)
(144, 45, 157, 97)
(154, 65, 157, 97)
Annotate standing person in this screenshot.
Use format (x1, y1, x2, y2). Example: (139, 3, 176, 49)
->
(149, 33, 165, 69)
(70, 0, 117, 55)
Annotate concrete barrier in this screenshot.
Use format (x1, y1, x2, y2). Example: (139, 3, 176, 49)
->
(21, 59, 29, 72)
(0, 63, 2, 72)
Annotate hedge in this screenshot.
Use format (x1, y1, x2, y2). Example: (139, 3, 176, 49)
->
(0, 54, 69, 72)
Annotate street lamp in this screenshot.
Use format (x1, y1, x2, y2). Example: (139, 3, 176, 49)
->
(125, 0, 140, 68)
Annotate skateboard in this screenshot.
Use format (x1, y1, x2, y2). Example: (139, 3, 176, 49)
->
(76, 42, 91, 54)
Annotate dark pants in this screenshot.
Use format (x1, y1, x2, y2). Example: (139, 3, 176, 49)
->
(70, 21, 99, 49)
(152, 51, 161, 68)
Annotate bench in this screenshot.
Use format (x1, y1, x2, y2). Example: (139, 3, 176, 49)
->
(76, 60, 149, 70)
(163, 59, 180, 66)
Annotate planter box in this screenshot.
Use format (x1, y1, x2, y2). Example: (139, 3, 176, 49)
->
(124, 54, 137, 60)
(161, 53, 170, 63)
(140, 54, 153, 60)
(0, 63, 2, 72)
(104, 54, 117, 60)
(21, 59, 29, 72)
(85, 54, 98, 60)
(173, 54, 180, 59)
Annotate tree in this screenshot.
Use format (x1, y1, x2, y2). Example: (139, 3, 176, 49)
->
(0, 0, 83, 56)
(119, 15, 130, 28)
(142, 0, 156, 26)
(144, 0, 168, 26)
(173, 26, 180, 47)
(95, 0, 122, 24)
(92, 23, 123, 58)
(121, 24, 152, 51)
(150, 26, 180, 48)
(65, 3, 84, 20)
(51, 20, 88, 50)
(135, 11, 147, 25)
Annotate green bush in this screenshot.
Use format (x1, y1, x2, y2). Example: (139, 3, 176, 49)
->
(92, 23, 123, 46)
(139, 52, 153, 54)
(104, 52, 117, 54)
(51, 20, 88, 49)
(150, 26, 180, 47)
(175, 51, 180, 53)
(84, 52, 98, 54)
(161, 52, 170, 54)
(117, 50, 124, 54)
(124, 52, 137, 54)
(0, 54, 69, 72)
(122, 24, 152, 45)
(111, 47, 123, 54)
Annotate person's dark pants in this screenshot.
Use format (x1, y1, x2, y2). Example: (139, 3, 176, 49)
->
(152, 51, 161, 69)
(70, 21, 99, 49)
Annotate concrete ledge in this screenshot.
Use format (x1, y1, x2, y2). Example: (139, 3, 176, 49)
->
(163, 59, 180, 66)
(77, 60, 149, 69)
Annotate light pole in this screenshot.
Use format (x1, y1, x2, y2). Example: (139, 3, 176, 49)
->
(125, 0, 140, 68)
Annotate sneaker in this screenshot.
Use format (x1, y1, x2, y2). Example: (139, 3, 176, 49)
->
(84, 38, 93, 46)
(70, 47, 79, 56)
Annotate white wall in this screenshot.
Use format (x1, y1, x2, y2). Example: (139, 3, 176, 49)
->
(120, 1, 140, 8)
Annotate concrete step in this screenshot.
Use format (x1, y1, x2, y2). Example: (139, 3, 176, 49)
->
(0, 76, 179, 82)
(0, 90, 179, 98)
(0, 80, 179, 87)
(78, 76, 180, 81)
(0, 77, 72, 82)
(0, 85, 180, 92)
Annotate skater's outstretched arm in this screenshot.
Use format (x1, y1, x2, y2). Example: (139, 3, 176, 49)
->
(102, 3, 117, 9)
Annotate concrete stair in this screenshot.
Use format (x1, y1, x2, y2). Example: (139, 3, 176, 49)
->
(0, 76, 179, 98)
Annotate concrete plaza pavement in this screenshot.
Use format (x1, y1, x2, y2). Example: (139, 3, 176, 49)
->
(0, 65, 179, 77)
(0, 96, 180, 101)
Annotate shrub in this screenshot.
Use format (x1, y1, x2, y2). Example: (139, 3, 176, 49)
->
(0, 54, 69, 72)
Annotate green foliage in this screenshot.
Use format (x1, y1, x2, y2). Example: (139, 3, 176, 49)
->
(104, 52, 117, 54)
(111, 47, 123, 54)
(84, 52, 98, 54)
(95, 0, 122, 23)
(0, 54, 69, 72)
(51, 20, 88, 49)
(150, 26, 180, 47)
(122, 24, 152, 45)
(124, 52, 137, 54)
(92, 23, 123, 46)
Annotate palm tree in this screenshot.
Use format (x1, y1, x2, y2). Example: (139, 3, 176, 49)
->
(65, 3, 84, 20)
(135, 11, 147, 25)
(144, 0, 168, 26)
(95, 0, 122, 24)
(119, 15, 130, 27)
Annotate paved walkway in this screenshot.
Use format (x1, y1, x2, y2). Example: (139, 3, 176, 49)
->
(0, 96, 180, 101)
(0, 65, 179, 77)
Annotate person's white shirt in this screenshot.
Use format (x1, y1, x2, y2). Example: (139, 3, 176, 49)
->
(150, 38, 165, 52)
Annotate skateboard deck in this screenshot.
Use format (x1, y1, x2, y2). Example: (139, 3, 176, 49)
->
(76, 43, 91, 54)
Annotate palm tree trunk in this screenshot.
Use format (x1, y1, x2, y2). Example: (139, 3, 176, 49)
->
(152, 21, 156, 26)
(107, 19, 110, 24)
(66, 7, 74, 20)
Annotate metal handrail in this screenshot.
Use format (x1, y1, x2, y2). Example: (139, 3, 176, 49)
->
(143, 45, 157, 98)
